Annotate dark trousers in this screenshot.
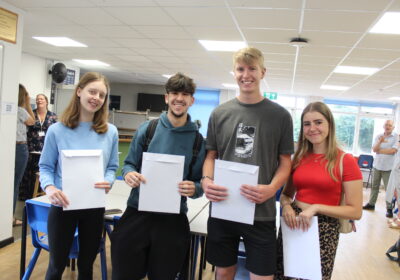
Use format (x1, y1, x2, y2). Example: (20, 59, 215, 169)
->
(111, 207, 190, 280)
(45, 206, 105, 280)
(14, 143, 28, 212)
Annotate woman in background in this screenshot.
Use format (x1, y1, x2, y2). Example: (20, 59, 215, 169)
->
(39, 72, 118, 279)
(275, 102, 363, 280)
(13, 84, 35, 225)
(19, 94, 57, 201)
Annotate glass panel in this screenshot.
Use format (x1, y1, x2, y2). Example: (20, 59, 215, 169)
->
(334, 113, 356, 152)
(327, 103, 358, 113)
(296, 97, 306, 109)
(356, 118, 388, 154)
(188, 89, 220, 137)
(275, 95, 296, 108)
(293, 109, 302, 142)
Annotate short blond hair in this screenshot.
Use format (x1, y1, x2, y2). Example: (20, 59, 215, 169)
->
(233, 47, 265, 70)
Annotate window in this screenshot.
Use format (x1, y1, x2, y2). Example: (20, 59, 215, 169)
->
(325, 98, 396, 154)
(188, 89, 220, 137)
(333, 113, 356, 151)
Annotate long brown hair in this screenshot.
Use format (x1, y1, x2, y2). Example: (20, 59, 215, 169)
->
(18, 84, 29, 107)
(61, 72, 110, 134)
(293, 101, 341, 181)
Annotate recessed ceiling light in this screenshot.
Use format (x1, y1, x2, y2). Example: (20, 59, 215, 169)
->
(33, 37, 87, 47)
(222, 83, 239, 89)
(388, 96, 400, 101)
(320, 85, 349, 91)
(73, 59, 109, 66)
(162, 74, 172, 79)
(333, 66, 379, 75)
(370, 12, 400, 34)
(199, 40, 247, 52)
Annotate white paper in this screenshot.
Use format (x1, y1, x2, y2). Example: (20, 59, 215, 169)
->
(61, 150, 105, 210)
(281, 216, 322, 280)
(211, 159, 258, 224)
(138, 152, 184, 214)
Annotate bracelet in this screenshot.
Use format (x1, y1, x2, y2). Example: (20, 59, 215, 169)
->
(200, 175, 213, 183)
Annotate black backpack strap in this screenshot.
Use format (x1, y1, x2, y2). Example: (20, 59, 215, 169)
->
(187, 131, 203, 179)
(143, 118, 159, 153)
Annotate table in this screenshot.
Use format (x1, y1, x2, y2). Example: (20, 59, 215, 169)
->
(19, 180, 209, 279)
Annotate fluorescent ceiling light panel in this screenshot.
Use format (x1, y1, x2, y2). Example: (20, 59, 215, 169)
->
(73, 59, 109, 66)
(370, 12, 400, 34)
(333, 66, 379, 75)
(320, 85, 349, 91)
(199, 40, 247, 52)
(33, 37, 87, 47)
(222, 83, 239, 89)
(388, 96, 400, 101)
(162, 74, 172, 79)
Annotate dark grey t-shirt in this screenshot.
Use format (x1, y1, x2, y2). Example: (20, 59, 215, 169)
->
(207, 98, 294, 221)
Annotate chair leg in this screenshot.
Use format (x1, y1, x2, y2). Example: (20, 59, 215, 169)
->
(100, 235, 107, 280)
(71, 258, 76, 271)
(22, 248, 42, 280)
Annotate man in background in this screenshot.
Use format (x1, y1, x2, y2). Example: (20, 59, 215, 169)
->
(363, 120, 398, 218)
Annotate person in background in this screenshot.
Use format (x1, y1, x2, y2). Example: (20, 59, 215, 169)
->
(363, 120, 398, 218)
(276, 102, 363, 280)
(202, 47, 293, 280)
(111, 73, 205, 280)
(39, 72, 118, 279)
(385, 138, 400, 228)
(19, 94, 57, 201)
(13, 84, 35, 225)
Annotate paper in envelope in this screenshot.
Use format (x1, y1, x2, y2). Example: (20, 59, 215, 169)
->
(211, 159, 259, 224)
(281, 216, 322, 280)
(61, 150, 105, 210)
(138, 152, 184, 214)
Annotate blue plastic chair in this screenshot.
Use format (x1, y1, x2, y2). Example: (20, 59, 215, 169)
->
(22, 199, 107, 280)
(357, 154, 374, 188)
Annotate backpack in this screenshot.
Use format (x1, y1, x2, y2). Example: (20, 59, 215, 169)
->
(143, 118, 203, 179)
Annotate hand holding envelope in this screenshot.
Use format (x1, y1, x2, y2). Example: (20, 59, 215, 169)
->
(202, 178, 228, 202)
(124, 171, 146, 187)
(45, 185, 70, 207)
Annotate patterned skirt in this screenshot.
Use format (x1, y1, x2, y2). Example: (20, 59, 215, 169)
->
(275, 202, 340, 280)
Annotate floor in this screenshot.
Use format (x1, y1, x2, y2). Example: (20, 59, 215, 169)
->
(1, 188, 399, 280)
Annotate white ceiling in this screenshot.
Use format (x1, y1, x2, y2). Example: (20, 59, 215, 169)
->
(5, 0, 400, 102)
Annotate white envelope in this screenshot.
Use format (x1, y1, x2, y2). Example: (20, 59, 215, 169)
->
(138, 152, 184, 214)
(281, 216, 322, 280)
(211, 159, 259, 224)
(61, 149, 105, 210)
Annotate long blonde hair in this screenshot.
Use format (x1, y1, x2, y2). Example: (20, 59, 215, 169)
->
(293, 102, 341, 181)
(61, 72, 110, 134)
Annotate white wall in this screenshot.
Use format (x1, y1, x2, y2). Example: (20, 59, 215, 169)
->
(19, 53, 49, 97)
(0, 1, 24, 245)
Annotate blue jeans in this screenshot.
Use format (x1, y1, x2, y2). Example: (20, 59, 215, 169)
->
(14, 143, 28, 213)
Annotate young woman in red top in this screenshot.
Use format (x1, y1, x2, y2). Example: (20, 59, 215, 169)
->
(275, 101, 363, 280)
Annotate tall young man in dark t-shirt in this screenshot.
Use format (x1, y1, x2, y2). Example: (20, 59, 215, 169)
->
(202, 47, 294, 280)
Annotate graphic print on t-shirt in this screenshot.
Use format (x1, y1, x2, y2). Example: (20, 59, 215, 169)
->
(235, 123, 255, 158)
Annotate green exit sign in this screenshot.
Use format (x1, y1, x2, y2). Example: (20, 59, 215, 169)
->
(263, 92, 278, 100)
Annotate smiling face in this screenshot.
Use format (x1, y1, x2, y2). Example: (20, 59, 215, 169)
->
(77, 80, 107, 117)
(302, 111, 330, 149)
(165, 91, 194, 119)
(234, 61, 266, 95)
(36, 94, 48, 110)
